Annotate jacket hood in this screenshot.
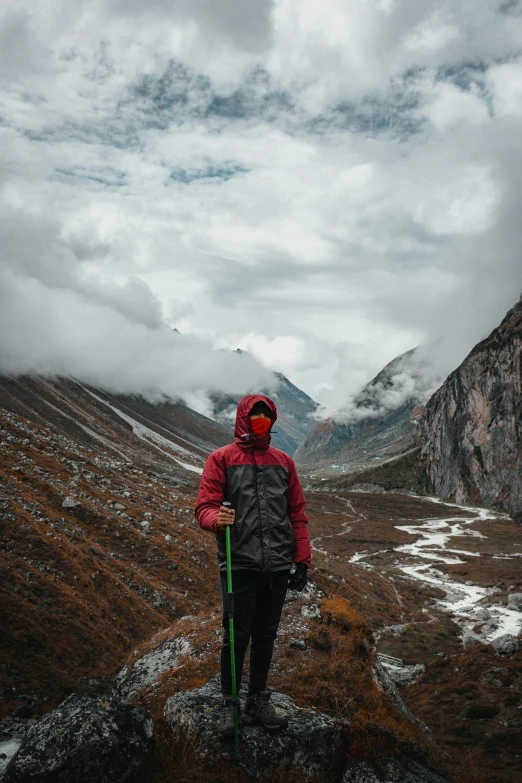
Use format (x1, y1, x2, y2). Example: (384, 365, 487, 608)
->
(234, 394, 277, 448)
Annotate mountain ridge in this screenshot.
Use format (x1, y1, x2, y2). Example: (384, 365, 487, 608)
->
(210, 369, 319, 456)
(295, 348, 431, 475)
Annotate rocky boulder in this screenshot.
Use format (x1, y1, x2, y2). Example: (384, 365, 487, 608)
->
(164, 677, 443, 782)
(165, 677, 343, 780)
(462, 631, 481, 649)
(491, 634, 521, 654)
(113, 636, 191, 704)
(382, 663, 426, 687)
(3, 694, 152, 783)
(342, 758, 448, 783)
(61, 496, 81, 510)
(507, 593, 522, 611)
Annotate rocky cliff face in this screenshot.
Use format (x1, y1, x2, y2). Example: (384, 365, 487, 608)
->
(417, 297, 522, 514)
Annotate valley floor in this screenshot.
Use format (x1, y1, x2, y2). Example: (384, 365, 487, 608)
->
(306, 488, 522, 783)
(1, 404, 521, 783)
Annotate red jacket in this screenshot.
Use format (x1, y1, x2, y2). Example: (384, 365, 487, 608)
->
(195, 394, 311, 573)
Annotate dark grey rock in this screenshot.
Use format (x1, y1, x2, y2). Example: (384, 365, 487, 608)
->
(61, 497, 81, 510)
(164, 678, 445, 782)
(3, 694, 152, 783)
(301, 603, 320, 619)
(492, 634, 521, 654)
(289, 639, 307, 650)
(113, 636, 192, 703)
(11, 708, 30, 721)
(383, 663, 426, 687)
(462, 631, 480, 649)
(373, 663, 429, 734)
(507, 593, 522, 611)
(342, 758, 448, 783)
(164, 677, 344, 780)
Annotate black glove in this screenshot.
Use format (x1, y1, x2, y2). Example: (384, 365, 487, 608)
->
(288, 563, 308, 592)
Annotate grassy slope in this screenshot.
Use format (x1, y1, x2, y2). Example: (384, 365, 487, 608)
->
(314, 447, 423, 493)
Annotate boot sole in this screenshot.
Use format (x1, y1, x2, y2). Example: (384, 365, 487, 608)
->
(218, 731, 236, 742)
(241, 714, 287, 730)
(218, 725, 242, 741)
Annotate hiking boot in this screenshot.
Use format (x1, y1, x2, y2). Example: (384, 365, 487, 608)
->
(242, 691, 288, 731)
(218, 696, 240, 741)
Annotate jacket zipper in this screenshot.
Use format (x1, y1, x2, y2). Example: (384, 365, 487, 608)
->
(253, 451, 265, 571)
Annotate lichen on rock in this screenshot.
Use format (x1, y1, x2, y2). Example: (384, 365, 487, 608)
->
(3, 694, 152, 783)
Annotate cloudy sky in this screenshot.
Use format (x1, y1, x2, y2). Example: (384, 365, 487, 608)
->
(1, 0, 521, 413)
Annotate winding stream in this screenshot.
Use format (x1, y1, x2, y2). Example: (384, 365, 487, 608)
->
(353, 497, 522, 643)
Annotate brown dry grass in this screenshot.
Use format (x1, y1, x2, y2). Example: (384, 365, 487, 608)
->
(132, 619, 334, 783)
(274, 596, 420, 742)
(139, 712, 335, 783)
(133, 593, 491, 783)
(0, 409, 220, 718)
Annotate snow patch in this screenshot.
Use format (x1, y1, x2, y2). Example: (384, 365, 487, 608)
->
(82, 388, 203, 474)
(0, 739, 21, 775)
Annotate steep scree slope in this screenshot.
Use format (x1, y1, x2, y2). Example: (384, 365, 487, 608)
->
(0, 376, 231, 473)
(0, 376, 232, 722)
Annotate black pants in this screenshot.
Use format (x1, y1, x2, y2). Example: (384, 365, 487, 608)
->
(220, 569, 290, 697)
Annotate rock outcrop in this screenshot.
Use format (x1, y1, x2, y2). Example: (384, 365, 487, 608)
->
(491, 634, 521, 655)
(165, 677, 343, 779)
(341, 758, 448, 783)
(113, 636, 192, 704)
(416, 297, 522, 513)
(164, 677, 446, 782)
(2, 694, 152, 783)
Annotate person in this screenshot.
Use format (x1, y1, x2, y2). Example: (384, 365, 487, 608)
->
(195, 394, 311, 740)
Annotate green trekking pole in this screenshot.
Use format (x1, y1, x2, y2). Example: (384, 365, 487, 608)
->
(223, 501, 240, 761)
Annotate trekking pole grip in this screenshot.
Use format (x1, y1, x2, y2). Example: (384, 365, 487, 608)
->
(223, 502, 234, 599)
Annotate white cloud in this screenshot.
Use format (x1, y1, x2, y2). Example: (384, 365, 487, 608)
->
(0, 205, 272, 402)
(405, 10, 460, 53)
(487, 58, 522, 117)
(237, 334, 306, 373)
(0, 0, 521, 418)
(0, 6, 51, 81)
(422, 82, 489, 130)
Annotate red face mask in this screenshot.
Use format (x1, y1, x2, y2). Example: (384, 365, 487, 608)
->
(250, 416, 272, 437)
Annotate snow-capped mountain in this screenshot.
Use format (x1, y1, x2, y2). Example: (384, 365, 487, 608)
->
(295, 349, 434, 474)
(210, 371, 318, 456)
